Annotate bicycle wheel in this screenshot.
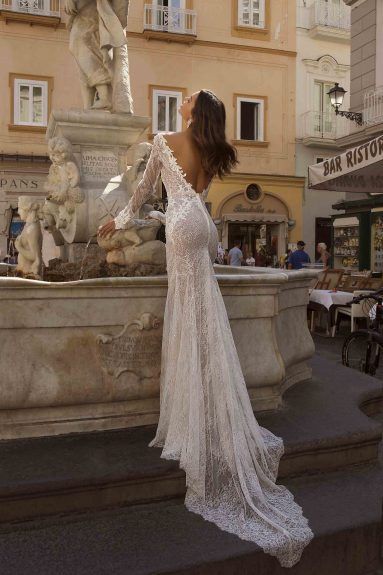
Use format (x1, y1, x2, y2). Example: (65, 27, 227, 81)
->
(342, 330, 381, 375)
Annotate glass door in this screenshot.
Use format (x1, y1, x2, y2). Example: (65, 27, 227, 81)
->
(313, 81, 334, 137)
(154, 0, 185, 32)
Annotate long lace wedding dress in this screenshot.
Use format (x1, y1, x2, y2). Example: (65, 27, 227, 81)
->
(115, 133, 313, 568)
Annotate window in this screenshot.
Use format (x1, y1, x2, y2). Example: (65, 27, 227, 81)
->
(238, 0, 265, 28)
(236, 96, 265, 141)
(12, 77, 49, 127)
(152, 88, 183, 134)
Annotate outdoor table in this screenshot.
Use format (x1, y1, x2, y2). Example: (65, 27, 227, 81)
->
(308, 289, 354, 334)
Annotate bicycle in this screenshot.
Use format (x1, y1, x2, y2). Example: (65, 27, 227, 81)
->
(342, 288, 383, 375)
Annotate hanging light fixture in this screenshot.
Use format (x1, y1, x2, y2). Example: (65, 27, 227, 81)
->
(327, 83, 363, 126)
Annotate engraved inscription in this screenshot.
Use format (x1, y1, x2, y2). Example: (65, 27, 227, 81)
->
(97, 313, 162, 379)
(82, 150, 118, 181)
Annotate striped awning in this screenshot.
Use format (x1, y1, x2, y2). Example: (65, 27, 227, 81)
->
(222, 213, 288, 223)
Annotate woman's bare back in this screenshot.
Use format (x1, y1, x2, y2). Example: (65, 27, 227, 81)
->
(164, 132, 211, 195)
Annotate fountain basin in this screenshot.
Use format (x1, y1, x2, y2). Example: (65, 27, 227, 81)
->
(0, 267, 317, 439)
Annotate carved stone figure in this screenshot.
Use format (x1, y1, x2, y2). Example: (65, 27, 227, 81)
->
(97, 208, 166, 267)
(65, 0, 133, 114)
(43, 137, 84, 244)
(15, 196, 43, 278)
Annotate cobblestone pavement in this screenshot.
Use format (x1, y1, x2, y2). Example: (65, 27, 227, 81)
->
(313, 327, 383, 425)
(313, 326, 383, 381)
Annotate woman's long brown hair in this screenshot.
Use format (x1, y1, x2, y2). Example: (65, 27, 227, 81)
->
(190, 90, 238, 179)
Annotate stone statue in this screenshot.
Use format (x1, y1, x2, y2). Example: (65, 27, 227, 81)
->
(65, 0, 133, 114)
(98, 206, 166, 266)
(97, 140, 166, 267)
(43, 136, 84, 245)
(15, 196, 43, 278)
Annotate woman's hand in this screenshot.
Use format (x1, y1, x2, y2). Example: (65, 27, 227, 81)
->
(145, 210, 166, 225)
(98, 220, 116, 239)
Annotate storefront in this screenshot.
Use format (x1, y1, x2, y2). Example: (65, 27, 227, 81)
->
(308, 134, 383, 272)
(218, 187, 289, 266)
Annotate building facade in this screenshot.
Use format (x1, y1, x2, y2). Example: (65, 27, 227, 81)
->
(296, 0, 351, 261)
(328, 0, 383, 272)
(0, 0, 304, 265)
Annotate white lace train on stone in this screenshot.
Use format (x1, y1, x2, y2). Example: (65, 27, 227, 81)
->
(115, 133, 314, 568)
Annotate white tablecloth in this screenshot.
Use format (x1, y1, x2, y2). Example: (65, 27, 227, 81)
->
(309, 289, 354, 310)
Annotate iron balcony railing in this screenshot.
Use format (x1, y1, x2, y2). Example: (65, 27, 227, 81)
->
(299, 110, 350, 140)
(364, 86, 383, 127)
(0, 0, 60, 17)
(144, 4, 197, 36)
(297, 0, 350, 30)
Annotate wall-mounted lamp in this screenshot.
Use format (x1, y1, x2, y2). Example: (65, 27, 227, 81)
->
(327, 83, 363, 126)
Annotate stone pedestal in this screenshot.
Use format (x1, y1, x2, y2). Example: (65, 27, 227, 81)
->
(46, 110, 150, 256)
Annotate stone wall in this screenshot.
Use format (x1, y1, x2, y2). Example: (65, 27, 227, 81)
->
(349, 0, 377, 112)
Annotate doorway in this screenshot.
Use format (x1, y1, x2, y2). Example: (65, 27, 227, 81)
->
(315, 217, 332, 253)
(228, 222, 279, 266)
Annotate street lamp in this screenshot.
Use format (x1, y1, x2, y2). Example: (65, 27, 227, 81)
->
(327, 83, 363, 126)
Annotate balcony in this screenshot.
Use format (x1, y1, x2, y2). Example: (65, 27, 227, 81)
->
(298, 111, 350, 147)
(297, 0, 350, 41)
(364, 86, 383, 127)
(143, 4, 197, 44)
(0, 0, 60, 26)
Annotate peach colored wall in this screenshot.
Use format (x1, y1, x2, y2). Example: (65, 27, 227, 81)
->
(0, 0, 300, 253)
(0, 18, 82, 155)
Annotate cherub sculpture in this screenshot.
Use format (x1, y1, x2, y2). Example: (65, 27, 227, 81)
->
(15, 196, 43, 278)
(43, 136, 84, 244)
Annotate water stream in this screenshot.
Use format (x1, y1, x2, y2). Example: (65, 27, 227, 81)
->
(79, 234, 98, 280)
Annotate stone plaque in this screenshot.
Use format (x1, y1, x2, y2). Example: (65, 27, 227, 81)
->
(97, 313, 162, 379)
(82, 150, 119, 182)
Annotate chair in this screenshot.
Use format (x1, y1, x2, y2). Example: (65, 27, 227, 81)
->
(331, 290, 374, 336)
(363, 277, 383, 291)
(340, 275, 368, 292)
(315, 269, 344, 290)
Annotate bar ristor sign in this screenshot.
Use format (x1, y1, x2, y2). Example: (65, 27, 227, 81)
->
(309, 135, 383, 193)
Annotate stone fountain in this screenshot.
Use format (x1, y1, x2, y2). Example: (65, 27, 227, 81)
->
(0, 0, 319, 437)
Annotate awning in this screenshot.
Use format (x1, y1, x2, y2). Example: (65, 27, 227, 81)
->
(222, 213, 288, 223)
(333, 216, 359, 227)
(308, 134, 383, 193)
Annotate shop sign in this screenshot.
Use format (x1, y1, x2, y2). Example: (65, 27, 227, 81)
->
(309, 135, 383, 193)
(0, 173, 47, 196)
(233, 203, 276, 214)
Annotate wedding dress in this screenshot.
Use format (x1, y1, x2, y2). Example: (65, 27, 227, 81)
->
(115, 133, 313, 568)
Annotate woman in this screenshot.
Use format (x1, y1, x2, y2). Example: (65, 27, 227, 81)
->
(98, 90, 313, 567)
(317, 242, 330, 268)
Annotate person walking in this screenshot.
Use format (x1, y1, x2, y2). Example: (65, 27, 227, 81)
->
(98, 89, 312, 567)
(228, 241, 244, 266)
(288, 241, 311, 270)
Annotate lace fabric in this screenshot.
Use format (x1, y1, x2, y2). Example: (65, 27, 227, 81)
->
(114, 133, 314, 567)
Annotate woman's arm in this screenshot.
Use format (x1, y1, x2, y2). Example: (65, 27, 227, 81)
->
(114, 136, 162, 230)
(98, 136, 162, 239)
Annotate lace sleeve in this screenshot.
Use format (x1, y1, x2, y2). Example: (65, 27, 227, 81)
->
(114, 135, 162, 229)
